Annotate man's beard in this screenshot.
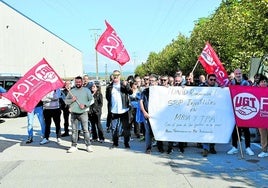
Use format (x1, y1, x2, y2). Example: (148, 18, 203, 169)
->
(76, 84, 82, 88)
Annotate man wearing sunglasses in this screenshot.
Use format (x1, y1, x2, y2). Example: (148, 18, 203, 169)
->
(106, 70, 133, 148)
(200, 73, 218, 157)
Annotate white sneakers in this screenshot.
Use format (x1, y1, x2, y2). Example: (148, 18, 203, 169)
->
(245, 147, 254, 156)
(57, 138, 62, 144)
(40, 138, 49, 145)
(227, 147, 238, 154)
(86, 145, 93, 152)
(67, 146, 93, 153)
(67, 146, 78, 153)
(227, 147, 255, 156)
(258, 151, 268, 158)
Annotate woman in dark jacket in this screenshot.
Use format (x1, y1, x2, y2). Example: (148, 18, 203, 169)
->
(89, 83, 104, 142)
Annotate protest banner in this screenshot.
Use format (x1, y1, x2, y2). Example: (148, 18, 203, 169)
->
(148, 86, 235, 143)
(229, 85, 268, 128)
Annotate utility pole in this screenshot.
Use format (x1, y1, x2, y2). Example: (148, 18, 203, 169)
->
(89, 28, 101, 80)
(105, 63, 108, 83)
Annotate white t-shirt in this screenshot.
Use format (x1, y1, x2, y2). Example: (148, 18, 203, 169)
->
(111, 83, 128, 114)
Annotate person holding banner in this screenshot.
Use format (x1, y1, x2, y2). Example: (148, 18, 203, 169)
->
(257, 75, 268, 158)
(106, 70, 133, 149)
(140, 74, 158, 154)
(65, 76, 94, 153)
(200, 74, 218, 157)
(227, 69, 254, 156)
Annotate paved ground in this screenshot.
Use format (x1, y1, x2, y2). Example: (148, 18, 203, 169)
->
(0, 114, 267, 188)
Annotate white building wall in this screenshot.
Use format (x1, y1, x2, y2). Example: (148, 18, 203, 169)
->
(0, 2, 83, 79)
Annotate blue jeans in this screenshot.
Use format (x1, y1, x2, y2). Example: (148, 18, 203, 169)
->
(27, 106, 46, 138)
(71, 112, 91, 147)
(111, 112, 130, 146)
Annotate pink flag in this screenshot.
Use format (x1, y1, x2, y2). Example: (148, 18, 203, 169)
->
(95, 20, 130, 66)
(198, 42, 229, 86)
(229, 85, 268, 128)
(3, 58, 64, 112)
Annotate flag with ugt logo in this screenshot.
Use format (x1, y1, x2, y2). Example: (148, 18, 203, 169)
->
(3, 58, 64, 112)
(229, 85, 268, 128)
(95, 20, 130, 66)
(198, 42, 229, 86)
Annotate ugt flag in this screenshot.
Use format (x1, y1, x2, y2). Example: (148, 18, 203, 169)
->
(95, 20, 130, 66)
(229, 85, 268, 128)
(4, 58, 64, 112)
(198, 42, 229, 86)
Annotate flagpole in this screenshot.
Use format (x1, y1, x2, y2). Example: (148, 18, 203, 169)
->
(191, 60, 199, 74)
(236, 125, 244, 158)
(67, 90, 81, 106)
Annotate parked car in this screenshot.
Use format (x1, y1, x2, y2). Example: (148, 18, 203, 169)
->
(0, 75, 23, 118)
(0, 94, 12, 117)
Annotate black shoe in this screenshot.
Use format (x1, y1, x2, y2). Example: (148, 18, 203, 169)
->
(110, 144, 118, 149)
(125, 143, 130, 149)
(167, 148, 173, 154)
(26, 137, 33, 144)
(202, 149, 208, 157)
(209, 147, 217, 154)
(158, 148, 164, 153)
(179, 147, 184, 153)
(61, 133, 70, 137)
(145, 149, 151, 154)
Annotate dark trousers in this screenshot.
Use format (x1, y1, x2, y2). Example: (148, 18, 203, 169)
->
(43, 108, 61, 139)
(232, 127, 251, 148)
(89, 113, 104, 140)
(111, 111, 131, 146)
(106, 112, 112, 129)
(62, 107, 70, 134)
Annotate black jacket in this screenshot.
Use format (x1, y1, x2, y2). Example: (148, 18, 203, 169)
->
(89, 93, 103, 115)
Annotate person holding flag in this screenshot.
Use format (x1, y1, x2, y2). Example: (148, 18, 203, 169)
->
(65, 76, 94, 153)
(227, 68, 254, 156)
(26, 100, 46, 144)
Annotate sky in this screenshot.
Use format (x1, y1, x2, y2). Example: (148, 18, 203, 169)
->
(2, 0, 222, 74)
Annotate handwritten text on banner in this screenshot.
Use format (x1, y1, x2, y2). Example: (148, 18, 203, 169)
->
(148, 86, 235, 143)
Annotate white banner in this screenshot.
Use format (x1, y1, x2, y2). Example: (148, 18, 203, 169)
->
(148, 86, 235, 143)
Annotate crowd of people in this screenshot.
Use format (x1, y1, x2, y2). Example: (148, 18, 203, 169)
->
(25, 68, 268, 158)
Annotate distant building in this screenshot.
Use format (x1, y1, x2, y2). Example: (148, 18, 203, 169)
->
(0, 1, 83, 79)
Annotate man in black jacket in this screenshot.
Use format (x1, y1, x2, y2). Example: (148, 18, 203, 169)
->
(106, 70, 133, 148)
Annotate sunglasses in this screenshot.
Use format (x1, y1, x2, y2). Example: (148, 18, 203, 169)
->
(161, 79, 167, 82)
(144, 78, 149, 80)
(209, 79, 216, 81)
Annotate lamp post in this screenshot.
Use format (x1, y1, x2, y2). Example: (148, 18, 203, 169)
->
(89, 29, 101, 80)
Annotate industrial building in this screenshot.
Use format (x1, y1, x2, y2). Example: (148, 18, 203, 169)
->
(0, 1, 83, 79)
